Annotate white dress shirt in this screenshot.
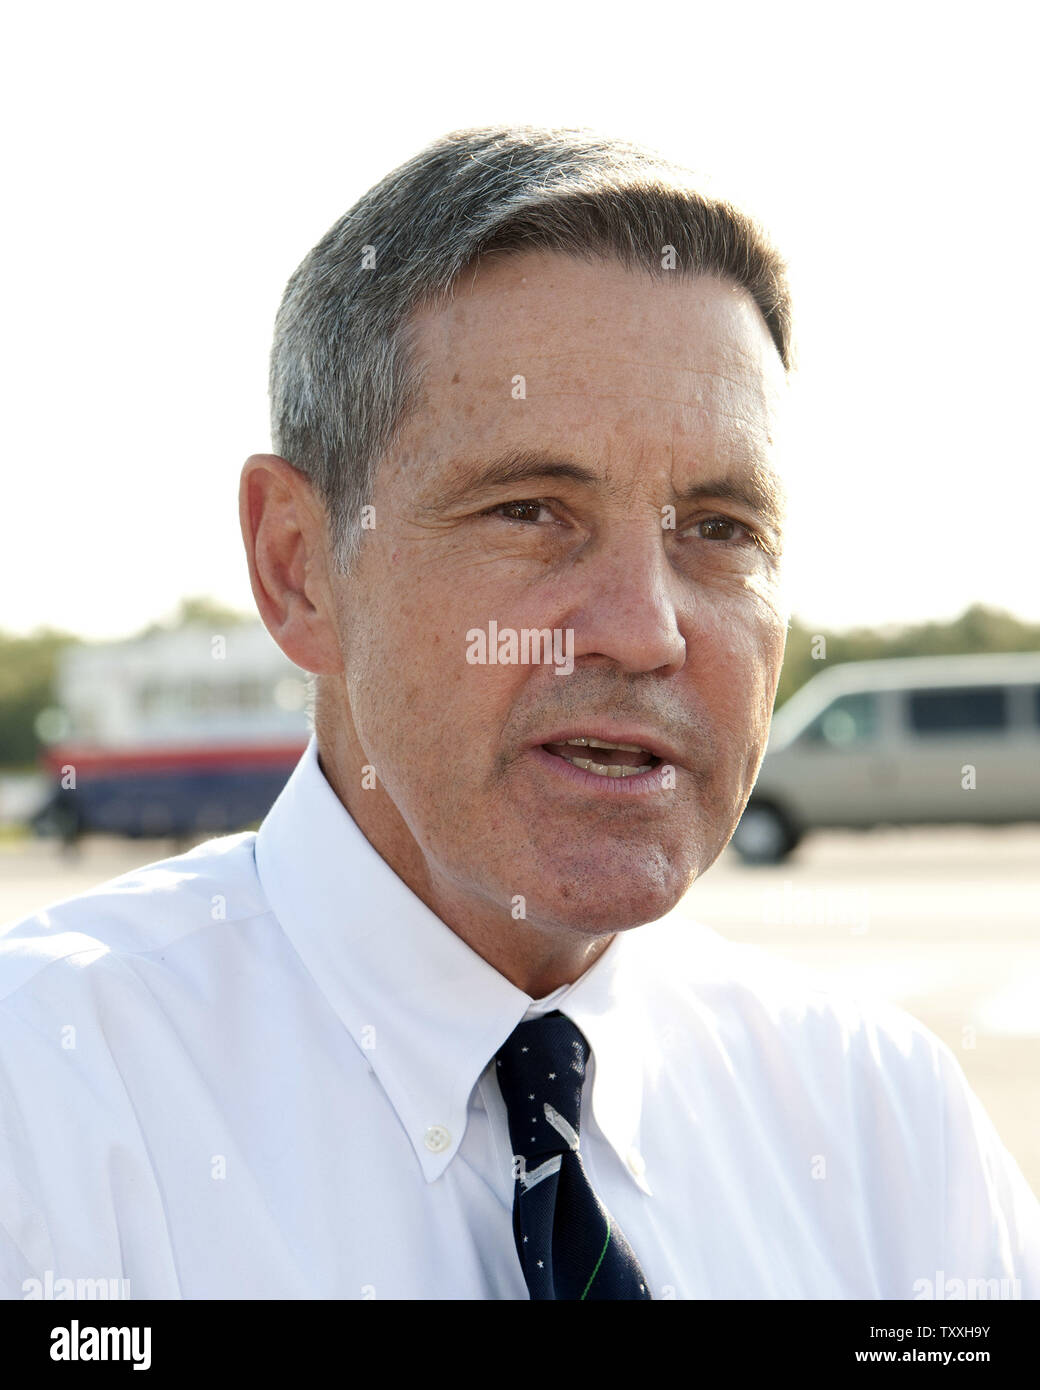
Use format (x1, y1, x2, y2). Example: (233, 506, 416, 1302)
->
(2, 733, 1038, 1300)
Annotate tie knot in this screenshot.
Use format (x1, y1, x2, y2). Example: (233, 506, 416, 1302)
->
(495, 1010, 589, 1160)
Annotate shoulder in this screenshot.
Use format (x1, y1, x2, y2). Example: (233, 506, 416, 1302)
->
(626, 911, 951, 1105)
(632, 910, 941, 1044)
(0, 831, 268, 1009)
(0, 833, 268, 1292)
(630, 913, 1040, 1291)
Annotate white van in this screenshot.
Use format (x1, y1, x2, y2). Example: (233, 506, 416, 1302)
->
(731, 651, 1040, 863)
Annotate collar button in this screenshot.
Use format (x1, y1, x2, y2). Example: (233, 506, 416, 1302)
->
(424, 1125, 451, 1153)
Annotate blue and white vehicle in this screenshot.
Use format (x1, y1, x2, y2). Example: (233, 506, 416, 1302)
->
(32, 622, 309, 843)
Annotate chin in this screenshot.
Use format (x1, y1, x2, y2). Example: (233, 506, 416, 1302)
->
(522, 861, 697, 937)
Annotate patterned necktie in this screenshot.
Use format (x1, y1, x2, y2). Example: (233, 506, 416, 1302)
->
(495, 1009, 653, 1300)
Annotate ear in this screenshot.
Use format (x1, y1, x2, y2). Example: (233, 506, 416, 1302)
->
(238, 454, 343, 675)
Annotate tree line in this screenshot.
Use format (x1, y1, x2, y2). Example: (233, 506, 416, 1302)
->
(0, 598, 1038, 771)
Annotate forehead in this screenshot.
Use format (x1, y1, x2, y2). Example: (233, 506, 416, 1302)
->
(398, 250, 787, 480)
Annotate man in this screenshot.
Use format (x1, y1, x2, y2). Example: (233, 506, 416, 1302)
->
(2, 126, 1038, 1300)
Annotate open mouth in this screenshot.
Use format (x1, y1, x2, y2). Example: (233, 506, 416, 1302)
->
(541, 737, 662, 779)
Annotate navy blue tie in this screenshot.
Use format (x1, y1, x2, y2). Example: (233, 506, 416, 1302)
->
(495, 1010, 653, 1300)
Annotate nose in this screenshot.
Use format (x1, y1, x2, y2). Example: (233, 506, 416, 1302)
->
(565, 522, 687, 677)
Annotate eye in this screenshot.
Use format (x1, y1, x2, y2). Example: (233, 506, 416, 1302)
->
(683, 515, 759, 545)
(481, 499, 556, 525)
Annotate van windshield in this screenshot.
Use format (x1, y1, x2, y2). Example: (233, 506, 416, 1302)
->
(801, 692, 878, 747)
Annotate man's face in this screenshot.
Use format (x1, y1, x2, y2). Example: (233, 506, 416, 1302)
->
(330, 251, 788, 938)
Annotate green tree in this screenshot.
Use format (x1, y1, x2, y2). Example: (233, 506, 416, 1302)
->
(2, 601, 1038, 770)
(775, 604, 1040, 709)
(0, 596, 256, 770)
(0, 628, 82, 770)
(132, 595, 255, 639)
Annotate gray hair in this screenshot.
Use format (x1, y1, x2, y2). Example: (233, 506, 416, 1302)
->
(269, 125, 792, 574)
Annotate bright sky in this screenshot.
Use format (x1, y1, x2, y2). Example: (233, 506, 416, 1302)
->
(4, 1, 1037, 640)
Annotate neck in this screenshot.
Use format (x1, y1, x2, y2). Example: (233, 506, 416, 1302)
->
(314, 703, 614, 996)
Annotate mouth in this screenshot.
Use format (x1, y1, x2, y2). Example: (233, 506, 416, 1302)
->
(526, 727, 681, 793)
(540, 736, 662, 779)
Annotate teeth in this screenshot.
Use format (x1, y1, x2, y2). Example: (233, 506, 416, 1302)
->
(565, 737, 649, 753)
(560, 755, 649, 778)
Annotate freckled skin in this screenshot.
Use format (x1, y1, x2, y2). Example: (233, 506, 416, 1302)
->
(240, 252, 789, 995)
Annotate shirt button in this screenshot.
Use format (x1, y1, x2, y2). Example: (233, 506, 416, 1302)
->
(424, 1125, 451, 1153)
(627, 1149, 646, 1176)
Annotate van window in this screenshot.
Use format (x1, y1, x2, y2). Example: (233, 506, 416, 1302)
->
(801, 692, 878, 747)
(908, 686, 1007, 734)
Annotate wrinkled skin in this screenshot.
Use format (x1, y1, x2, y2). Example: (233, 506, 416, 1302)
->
(240, 251, 789, 995)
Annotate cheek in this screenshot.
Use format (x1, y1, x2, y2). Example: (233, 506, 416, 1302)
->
(741, 565, 787, 621)
(345, 596, 519, 767)
(693, 605, 784, 740)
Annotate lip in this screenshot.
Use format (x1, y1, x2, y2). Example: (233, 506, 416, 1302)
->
(526, 744, 676, 796)
(527, 725, 684, 768)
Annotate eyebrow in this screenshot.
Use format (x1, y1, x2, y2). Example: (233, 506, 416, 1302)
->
(423, 446, 786, 534)
(676, 472, 787, 535)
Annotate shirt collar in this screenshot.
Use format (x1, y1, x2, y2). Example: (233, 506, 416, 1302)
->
(254, 735, 653, 1192)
